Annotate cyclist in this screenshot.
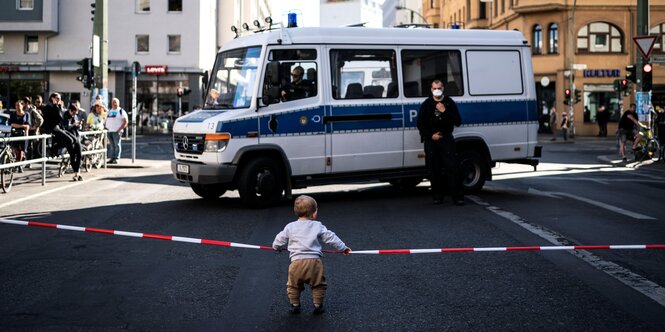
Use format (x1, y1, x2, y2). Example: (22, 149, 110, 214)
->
(618, 103, 642, 162)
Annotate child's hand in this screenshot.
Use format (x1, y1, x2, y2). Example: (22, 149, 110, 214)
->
(343, 247, 352, 256)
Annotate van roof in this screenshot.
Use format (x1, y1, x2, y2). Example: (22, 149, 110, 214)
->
(221, 27, 528, 52)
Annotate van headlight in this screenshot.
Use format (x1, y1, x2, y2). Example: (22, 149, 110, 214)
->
(204, 133, 231, 152)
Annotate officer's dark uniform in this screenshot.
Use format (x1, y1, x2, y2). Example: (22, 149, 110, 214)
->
(417, 95, 463, 204)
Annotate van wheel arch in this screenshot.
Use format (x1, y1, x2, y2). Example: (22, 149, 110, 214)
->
(456, 139, 491, 194)
(235, 149, 290, 208)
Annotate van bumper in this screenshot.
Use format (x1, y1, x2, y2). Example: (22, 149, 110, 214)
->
(171, 160, 237, 184)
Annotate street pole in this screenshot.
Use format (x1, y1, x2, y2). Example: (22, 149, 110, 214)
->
(568, 0, 577, 138)
(92, 0, 108, 104)
(131, 62, 140, 163)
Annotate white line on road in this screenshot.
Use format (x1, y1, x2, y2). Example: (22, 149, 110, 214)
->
(0, 178, 98, 210)
(468, 195, 665, 308)
(527, 188, 655, 220)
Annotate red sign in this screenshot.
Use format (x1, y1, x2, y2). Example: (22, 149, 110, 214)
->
(144, 65, 168, 75)
(0, 66, 20, 72)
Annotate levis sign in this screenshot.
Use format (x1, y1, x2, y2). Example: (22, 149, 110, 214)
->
(145, 65, 168, 75)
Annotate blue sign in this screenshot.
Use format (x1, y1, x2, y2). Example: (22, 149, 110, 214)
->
(636, 91, 651, 122)
(583, 69, 621, 78)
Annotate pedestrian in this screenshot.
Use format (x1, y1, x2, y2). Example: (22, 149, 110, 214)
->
(62, 103, 82, 138)
(86, 101, 107, 131)
(549, 107, 557, 141)
(417, 79, 464, 205)
(9, 99, 31, 172)
(560, 112, 569, 141)
(596, 105, 609, 137)
(105, 98, 128, 164)
(23, 96, 43, 163)
(73, 100, 87, 127)
(41, 92, 83, 181)
(272, 195, 351, 315)
(618, 103, 642, 161)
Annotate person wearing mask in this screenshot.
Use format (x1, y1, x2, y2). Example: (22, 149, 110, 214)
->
(417, 80, 464, 206)
(105, 98, 128, 164)
(41, 92, 83, 181)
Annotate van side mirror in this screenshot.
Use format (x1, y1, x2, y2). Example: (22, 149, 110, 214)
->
(267, 61, 280, 85)
(201, 70, 209, 100)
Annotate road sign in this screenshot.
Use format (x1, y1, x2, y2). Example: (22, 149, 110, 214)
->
(633, 36, 658, 59)
(572, 64, 587, 70)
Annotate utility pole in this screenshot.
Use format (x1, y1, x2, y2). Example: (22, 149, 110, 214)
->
(637, 0, 649, 92)
(567, 0, 577, 138)
(92, 0, 108, 105)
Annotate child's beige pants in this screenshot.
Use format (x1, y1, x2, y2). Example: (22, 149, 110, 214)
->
(287, 258, 327, 305)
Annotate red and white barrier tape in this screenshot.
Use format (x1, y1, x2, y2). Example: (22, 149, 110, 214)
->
(2, 218, 664, 254)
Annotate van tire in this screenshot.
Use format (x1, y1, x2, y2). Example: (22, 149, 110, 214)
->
(459, 150, 488, 194)
(237, 157, 284, 207)
(190, 183, 227, 199)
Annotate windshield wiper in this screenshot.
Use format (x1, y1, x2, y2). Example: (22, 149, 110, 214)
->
(207, 103, 235, 109)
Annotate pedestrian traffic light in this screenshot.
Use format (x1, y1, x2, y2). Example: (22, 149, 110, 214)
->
(643, 63, 653, 92)
(626, 64, 637, 83)
(573, 89, 581, 104)
(563, 88, 571, 105)
(76, 58, 93, 89)
(176, 88, 184, 97)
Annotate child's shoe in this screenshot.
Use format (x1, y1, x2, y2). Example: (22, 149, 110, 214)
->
(289, 304, 301, 314)
(313, 304, 324, 315)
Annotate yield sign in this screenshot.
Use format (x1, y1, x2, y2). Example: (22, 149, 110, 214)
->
(633, 36, 658, 59)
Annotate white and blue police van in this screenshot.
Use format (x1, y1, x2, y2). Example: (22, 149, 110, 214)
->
(171, 25, 541, 207)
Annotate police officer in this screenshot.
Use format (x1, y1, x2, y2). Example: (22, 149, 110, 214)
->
(417, 80, 464, 205)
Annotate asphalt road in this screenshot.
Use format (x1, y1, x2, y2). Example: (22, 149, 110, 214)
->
(1, 135, 664, 331)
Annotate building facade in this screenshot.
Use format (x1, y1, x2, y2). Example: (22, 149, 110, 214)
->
(426, 0, 665, 136)
(0, 0, 218, 132)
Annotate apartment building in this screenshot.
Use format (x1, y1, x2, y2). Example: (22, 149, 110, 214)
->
(425, 0, 665, 136)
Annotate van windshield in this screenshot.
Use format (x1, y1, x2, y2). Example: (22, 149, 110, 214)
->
(205, 46, 262, 110)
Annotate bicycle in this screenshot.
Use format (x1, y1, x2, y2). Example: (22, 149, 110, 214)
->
(0, 137, 16, 193)
(633, 125, 660, 163)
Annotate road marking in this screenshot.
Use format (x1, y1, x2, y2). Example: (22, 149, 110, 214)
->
(469, 195, 665, 308)
(0, 178, 98, 210)
(527, 188, 655, 220)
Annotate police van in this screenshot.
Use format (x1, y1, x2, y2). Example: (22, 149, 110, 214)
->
(171, 26, 541, 207)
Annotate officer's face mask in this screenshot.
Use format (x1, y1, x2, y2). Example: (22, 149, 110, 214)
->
(432, 88, 444, 98)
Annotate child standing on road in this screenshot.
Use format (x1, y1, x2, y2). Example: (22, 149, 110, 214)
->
(273, 195, 351, 315)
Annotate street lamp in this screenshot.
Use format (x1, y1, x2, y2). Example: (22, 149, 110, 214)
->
(395, 5, 426, 24)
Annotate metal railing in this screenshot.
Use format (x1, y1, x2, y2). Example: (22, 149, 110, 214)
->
(0, 130, 107, 187)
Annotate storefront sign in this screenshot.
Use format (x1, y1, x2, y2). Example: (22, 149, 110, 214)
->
(0, 66, 20, 72)
(145, 65, 168, 75)
(583, 69, 621, 78)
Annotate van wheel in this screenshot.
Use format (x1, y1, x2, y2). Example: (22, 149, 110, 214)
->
(190, 183, 227, 199)
(459, 150, 488, 194)
(238, 157, 284, 208)
(389, 177, 422, 190)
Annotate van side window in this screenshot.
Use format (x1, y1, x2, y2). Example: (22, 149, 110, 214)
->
(264, 49, 318, 104)
(401, 50, 464, 97)
(330, 49, 398, 99)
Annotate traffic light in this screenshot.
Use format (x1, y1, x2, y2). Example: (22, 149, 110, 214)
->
(90, 3, 95, 21)
(626, 64, 637, 83)
(643, 63, 653, 92)
(563, 88, 571, 105)
(76, 58, 93, 89)
(574, 89, 581, 104)
(176, 88, 183, 97)
(176, 88, 192, 97)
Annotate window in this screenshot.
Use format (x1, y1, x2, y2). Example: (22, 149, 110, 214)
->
(136, 0, 150, 12)
(577, 22, 623, 53)
(262, 49, 318, 104)
(168, 0, 182, 12)
(18, 0, 33, 10)
(548, 23, 559, 54)
(479, 1, 486, 20)
(25, 35, 38, 54)
(400, 50, 463, 97)
(136, 35, 149, 53)
(650, 22, 665, 53)
(0, 35, 4, 54)
(330, 49, 397, 99)
(532, 24, 542, 55)
(206, 46, 261, 109)
(466, 50, 523, 95)
(168, 35, 181, 53)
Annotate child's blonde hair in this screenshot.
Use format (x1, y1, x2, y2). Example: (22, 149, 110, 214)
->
(294, 195, 317, 218)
